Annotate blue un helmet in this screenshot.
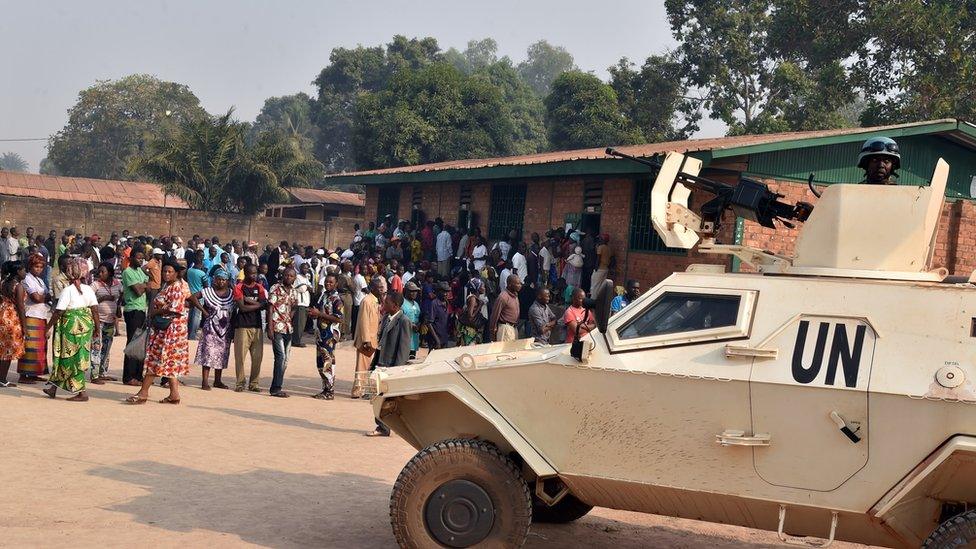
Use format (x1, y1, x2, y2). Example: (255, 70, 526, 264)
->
(857, 136, 901, 170)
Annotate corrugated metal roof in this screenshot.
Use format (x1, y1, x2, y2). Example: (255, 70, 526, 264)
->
(0, 172, 190, 209)
(325, 119, 960, 182)
(285, 187, 365, 208)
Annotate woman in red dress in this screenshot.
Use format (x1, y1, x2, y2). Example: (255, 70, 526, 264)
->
(125, 261, 190, 404)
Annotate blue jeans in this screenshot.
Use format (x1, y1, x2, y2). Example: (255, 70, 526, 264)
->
(187, 308, 201, 340)
(270, 333, 292, 394)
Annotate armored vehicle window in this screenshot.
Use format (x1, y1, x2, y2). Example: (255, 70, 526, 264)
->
(617, 293, 741, 340)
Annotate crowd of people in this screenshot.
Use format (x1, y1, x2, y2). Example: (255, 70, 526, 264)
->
(0, 219, 643, 433)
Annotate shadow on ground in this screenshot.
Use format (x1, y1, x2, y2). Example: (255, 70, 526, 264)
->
(528, 515, 787, 549)
(86, 460, 395, 548)
(187, 404, 363, 435)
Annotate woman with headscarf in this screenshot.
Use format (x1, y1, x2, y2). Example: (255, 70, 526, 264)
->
(563, 246, 584, 289)
(91, 261, 122, 384)
(192, 267, 234, 390)
(18, 252, 51, 384)
(0, 261, 27, 387)
(126, 260, 190, 404)
(43, 257, 99, 401)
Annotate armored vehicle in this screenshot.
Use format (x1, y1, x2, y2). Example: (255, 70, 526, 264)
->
(371, 149, 976, 548)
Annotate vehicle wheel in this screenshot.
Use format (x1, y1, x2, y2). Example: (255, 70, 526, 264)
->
(531, 493, 593, 524)
(923, 509, 976, 549)
(390, 438, 532, 548)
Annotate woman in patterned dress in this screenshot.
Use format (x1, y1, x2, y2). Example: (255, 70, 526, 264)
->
(0, 261, 27, 387)
(43, 257, 99, 401)
(18, 253, 51, 384)
(125, 261, 190, 405)
(192, 268, 234, 390)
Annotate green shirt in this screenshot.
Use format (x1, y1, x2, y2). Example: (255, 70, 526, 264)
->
(122, 267, 149, 311)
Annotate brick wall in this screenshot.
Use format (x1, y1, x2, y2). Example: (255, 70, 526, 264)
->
(0, 195, 348, 250)
(396, 184, 413, 222)
(522, 180, 555, 238)
(550, 178, 584, 230)
(438, 183, 461, 226)
(364, 186, 379, 226)
(601, 177, 633, 283)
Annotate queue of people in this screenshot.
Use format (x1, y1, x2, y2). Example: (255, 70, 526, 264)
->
(0, 220, 643, 419)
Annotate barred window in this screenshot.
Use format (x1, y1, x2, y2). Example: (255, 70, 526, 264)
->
(376, 187, 400, 226)
(488, 183, 526, 241)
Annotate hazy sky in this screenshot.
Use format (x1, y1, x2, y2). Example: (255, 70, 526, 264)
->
(1, 0, 721, 172)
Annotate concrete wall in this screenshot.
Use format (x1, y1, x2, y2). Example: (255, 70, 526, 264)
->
(0, 194, 357, 249)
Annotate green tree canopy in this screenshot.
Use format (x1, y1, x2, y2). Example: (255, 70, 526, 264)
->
(444, 38, 502, 74)
(855, 0, 976, 124)
(0, 152, 29, 172)
(474, 61, 548, 154)
(354, 63, 515, 169)
(47, 74, 206, 180)
(251, 92, 319, 154)
(518, 40, 577, 97)
(609, 54, 701, 143)
(132, 111, 323, 215)
(544, 71, 644, 150)
(312, 36, 442, 172)
(665, 0, 859, 134)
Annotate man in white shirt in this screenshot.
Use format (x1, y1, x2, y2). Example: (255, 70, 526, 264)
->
(292, 264, 312, 347)
(172, 238, 186, 260)
(401, 264, 416, 286)
(436, 226, 453, 277)
(351, 267, 368, 337)
(511, 242, 529, 283)
(472, 236, 488, 271)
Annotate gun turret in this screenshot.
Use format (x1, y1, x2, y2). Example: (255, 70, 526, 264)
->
(605, 148, 813, 236)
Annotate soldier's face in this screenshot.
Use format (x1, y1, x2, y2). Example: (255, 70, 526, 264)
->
(866, 156, 894, 183)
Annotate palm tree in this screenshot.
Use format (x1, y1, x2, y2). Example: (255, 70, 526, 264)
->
(0, 152, 29, 172)
(132, 110, 323, 215)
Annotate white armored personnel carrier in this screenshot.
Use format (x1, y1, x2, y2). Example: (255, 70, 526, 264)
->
(371, 147, 976, 548)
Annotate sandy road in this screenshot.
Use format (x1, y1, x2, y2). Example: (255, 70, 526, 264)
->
(0, 338, 871, 548)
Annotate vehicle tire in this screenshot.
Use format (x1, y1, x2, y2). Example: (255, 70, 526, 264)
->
(390, 438, 532, 548)
(531, 493, 593, 524)
(923, 509, 976, 549)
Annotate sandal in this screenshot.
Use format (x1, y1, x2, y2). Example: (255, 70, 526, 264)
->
(365, 429, 391, 437)
(159, 396, 181, 404)
(0, 380, 16, 388)
(18, 376, 36, 385)
(42, 385, 57, 399)
(213, 381, 229, 389)
(124, 395, 148, 405)
(66, 394, 89, 402)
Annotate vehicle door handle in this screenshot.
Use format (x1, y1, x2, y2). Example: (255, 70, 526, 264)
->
(716, 429, 771, 447)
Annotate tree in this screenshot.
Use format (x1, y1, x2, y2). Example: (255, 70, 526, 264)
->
(665, 0, 859, 134)
(609, 54, 701, 143)
(132, 111, 323, 215)
(544, 71, 644, 150)
(0, 152, 29, 172)
(312, 36, 442, 173)
(39, 157, 60, 175)
(475, 61, 548, 154)
(46, 74, 206, 180)
(854, 0, 976, 124)
(251, 92, 318, 154)
(518, 40, 577, 96)
(354, 63, 515, 169)
(444, 38, 501, 74)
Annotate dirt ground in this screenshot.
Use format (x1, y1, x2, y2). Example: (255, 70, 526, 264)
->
(0, 337, 873, 548)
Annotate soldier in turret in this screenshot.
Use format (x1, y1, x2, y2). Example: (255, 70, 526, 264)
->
(858, 136, 901, 185)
